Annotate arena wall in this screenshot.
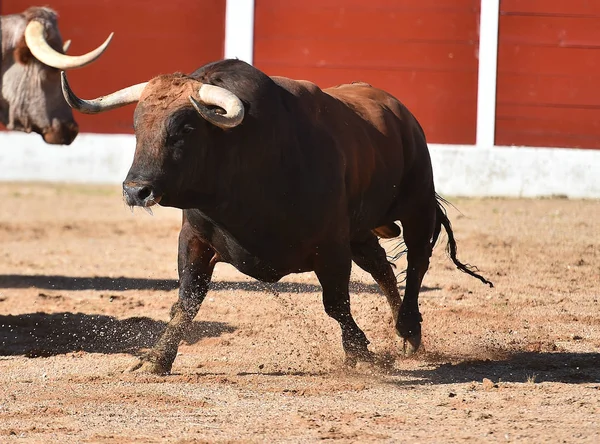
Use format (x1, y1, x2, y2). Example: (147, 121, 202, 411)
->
(0, 0, 598, 197)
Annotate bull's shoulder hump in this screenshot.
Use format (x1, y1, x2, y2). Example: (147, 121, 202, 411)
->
(270, 76, 324, 96)
(325, 82, 400, 106)
(329, 81, 373, 89)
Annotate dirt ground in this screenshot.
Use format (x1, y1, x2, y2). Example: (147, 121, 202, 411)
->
(0, 182, 598, 443)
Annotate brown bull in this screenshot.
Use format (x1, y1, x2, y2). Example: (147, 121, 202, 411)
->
(1, 7, 112, 144)
(62, 59, 492, 374)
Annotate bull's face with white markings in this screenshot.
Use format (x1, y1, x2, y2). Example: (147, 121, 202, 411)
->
(1, 7, 113, 145)
(61, 72, 245, 208)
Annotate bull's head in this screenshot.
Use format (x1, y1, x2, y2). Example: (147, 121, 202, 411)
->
(61, 71, 245, 207)
(1, 7, 113, 145)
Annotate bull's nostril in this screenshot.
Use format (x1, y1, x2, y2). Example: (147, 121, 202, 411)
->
(137, 186, 152, 201)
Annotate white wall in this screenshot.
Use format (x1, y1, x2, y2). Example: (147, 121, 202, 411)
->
(1, 133, 598, 198)
(0, 133, 135, 184)
(429, 145, 599, 199)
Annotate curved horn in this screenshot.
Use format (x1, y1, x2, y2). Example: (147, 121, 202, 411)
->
(61, 72, 148, 114)
(189, 84, 244, 129)
(25, 20, 113, 70)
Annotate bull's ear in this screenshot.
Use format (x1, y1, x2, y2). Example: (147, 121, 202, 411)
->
(13, 37, 33, 64)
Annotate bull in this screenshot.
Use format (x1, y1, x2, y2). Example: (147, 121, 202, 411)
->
(62, 59, 493, 374)
(1, 7, 112, 144)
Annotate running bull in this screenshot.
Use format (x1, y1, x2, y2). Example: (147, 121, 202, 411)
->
(62, 59, 493, 374)
(1, 7, 112, 144)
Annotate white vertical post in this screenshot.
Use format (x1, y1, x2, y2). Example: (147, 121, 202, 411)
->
(476, 0, 501, 148)
(224, 0, 256, 64)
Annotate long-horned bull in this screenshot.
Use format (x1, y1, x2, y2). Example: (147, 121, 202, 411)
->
(1, 7, 112, 145)
(62, 59, 493, 374)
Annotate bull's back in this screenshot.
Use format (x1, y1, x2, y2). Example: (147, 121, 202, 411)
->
(324, 82, 428, 171)
(270, 76, 434, 231)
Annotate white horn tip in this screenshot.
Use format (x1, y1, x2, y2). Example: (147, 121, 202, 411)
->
(97, 32, 115, 52)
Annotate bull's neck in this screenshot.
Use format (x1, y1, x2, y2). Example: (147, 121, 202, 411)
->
(205, 145, 307, 235)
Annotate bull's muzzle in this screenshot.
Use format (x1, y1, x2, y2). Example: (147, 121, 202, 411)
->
(123, 182, 162, 207)
(43, 121, 79, 145)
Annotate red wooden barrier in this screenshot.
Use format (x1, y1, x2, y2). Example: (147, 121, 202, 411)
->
(1, 1, 225, 134)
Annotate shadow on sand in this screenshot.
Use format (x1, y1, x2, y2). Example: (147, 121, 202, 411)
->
(229, 351, 600, 385)
(2, 311, 597, 386)
(0, 312, 235, 357)
(381, 351, 600, 385)
(0, 273, 439, 294)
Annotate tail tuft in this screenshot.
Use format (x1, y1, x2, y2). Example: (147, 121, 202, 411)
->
(435, 195, 494, 288)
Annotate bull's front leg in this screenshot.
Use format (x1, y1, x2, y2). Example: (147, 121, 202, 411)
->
(128, 218, 215, 375)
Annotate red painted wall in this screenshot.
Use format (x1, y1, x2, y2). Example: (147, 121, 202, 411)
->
(5, 1, 596, 149)
(496, 1, 600, 148)
(1, 1, 225, 134)
(254, 0, 481, 145)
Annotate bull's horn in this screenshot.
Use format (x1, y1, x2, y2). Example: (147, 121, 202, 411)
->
(189, 84, 244, 129)
(25, 20, 113, 70)
(61, 72, 148, 114)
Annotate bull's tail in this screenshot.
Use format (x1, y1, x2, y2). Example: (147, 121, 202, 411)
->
(434, 195, 494, 288)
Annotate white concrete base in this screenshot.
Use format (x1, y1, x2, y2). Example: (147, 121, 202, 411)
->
(0, 133, 135, 184)
(429, 144, 600, 199)
(0, 133, 598, 198)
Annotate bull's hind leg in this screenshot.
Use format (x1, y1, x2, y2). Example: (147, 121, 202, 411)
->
(396, 196, 437, 356)
(351, 232, 402, 324)
(314, 247, 374, 366)
(128, 215, 215, 374)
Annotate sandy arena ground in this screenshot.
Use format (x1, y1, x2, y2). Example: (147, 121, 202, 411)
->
(0, 182, 598, 443)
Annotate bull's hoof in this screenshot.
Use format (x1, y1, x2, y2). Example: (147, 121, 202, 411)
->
(344, 349, 375, 368)
(344, 355, 358, 368)
(402, 332, 422, 357)
(396, 314, 422, 357)
(125, 358, 171, 375)
(396, 308, 422, 357)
